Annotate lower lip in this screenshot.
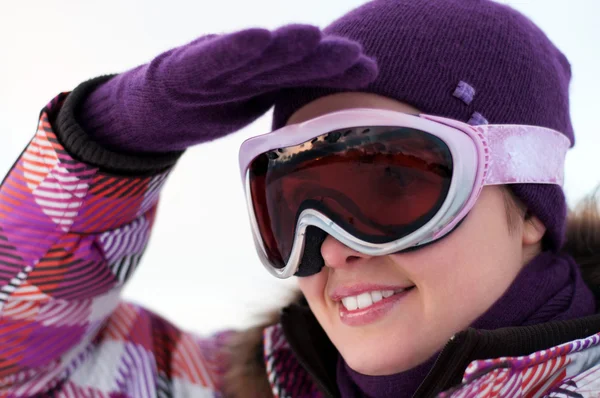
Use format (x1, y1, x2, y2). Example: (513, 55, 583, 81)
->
(338, 288, 414, 327)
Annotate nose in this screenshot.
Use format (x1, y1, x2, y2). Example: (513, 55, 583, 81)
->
(320, 234, 373, 269)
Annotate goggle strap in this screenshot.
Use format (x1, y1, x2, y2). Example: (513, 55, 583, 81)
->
(482, 124, 570, 186)
(420, 114, 569, 187)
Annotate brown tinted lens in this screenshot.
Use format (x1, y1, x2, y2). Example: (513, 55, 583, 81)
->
(249, 126, 453, 268)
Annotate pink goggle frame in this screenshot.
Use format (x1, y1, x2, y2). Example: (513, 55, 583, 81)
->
(239, 109, 570, 278)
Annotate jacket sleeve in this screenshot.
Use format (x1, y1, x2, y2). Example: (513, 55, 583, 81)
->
(0, 77, 231, 397)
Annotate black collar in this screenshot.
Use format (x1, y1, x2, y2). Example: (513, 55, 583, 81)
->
(281, 300, 600, 398)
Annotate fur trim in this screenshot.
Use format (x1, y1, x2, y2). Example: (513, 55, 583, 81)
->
(563, 188, 600, 295)
(222, 291, 303, 398)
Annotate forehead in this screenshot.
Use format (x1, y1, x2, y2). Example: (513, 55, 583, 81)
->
(286, 92, 421, 125)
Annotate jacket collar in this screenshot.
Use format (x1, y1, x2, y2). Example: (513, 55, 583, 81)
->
(269, 300, 600, 398)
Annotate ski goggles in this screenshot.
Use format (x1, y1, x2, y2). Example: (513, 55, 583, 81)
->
(239, 109, 569, 279)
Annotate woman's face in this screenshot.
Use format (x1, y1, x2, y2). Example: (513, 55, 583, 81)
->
(288, 92, 545, 376)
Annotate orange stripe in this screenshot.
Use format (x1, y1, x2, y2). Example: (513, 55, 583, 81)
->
(0, 341, 30, 360)
(2, 181, 28, 201)
(88, 177, 118, 195)
(28, 268, 69, 277)
(35, 256, 73, 264)
(2, 178, 31, 195)
(11, 289, 46, 298)
(24, 142, 57, 157)
(524, 360, 550, 398)
(106, 179, 141, 198)
(0, 194, 25, 209)
(0, 321, 35, 334)
(20, 157, 57, 170)
(522, 360, 538, 388)
(78, 196, 138, 230)
(15, 168, 49, 184)
(15, 162, 47, 178)
(95, 178, 130, 198)
(0, 361, 22, 378)
(184, 336, 209, 386)
(74, 195, 115, 226)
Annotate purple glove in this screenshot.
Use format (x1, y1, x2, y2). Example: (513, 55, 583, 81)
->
(78, 25, 378, 153)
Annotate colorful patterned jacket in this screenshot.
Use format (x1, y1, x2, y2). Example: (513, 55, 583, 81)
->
(1, 79, 600, 397)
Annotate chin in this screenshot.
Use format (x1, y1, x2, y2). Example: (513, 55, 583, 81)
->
(335, 333, 429, 376)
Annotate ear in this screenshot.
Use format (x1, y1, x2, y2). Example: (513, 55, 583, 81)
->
(522, 215, 546, 246)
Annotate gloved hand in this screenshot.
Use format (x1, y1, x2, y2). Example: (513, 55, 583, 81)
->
(78, 24, 378, 153)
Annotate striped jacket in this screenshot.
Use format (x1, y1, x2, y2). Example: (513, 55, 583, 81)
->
(1, 84, 600, 397)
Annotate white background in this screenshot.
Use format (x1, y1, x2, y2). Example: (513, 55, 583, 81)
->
(1, 0, 599, 335)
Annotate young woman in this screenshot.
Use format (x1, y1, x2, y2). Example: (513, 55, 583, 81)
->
(1, 0, 599, 396)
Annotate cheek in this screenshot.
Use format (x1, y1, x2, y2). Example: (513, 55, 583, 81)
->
(397, 189, 524, 330)
(297, 271, 330, 316)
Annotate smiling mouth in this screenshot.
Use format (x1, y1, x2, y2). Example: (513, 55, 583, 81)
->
(339, 286, 416, 311)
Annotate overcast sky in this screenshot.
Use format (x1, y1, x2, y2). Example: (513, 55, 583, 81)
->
(1, 0, 599, 335)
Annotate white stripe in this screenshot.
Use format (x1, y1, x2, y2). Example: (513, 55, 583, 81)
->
(105, 230, 123, 260)
(129, 344, 156, 398)
(102, 234, 116, 257)
(51, 173, 80, 183)
(34, 181, 62, 190)
(100, 218, 150, 263)
(23, 162, 52, 174)
(34, 198, 80, 209)
(52, 218, 75, 226)
(33, 189, 73, 200)
(32, 137, 53, 147)
(27, 139, 56, 158)
(122, 224, 138, 257)
(40, 208, 79, 218)
(23, 172, 44, 183)
(117, 258, 131, 283)
(22, 152, 57, 164)
(38, 180, 89, 192)
(33, 147, 57, 157)
(16, 305, 39, 319)
(38, 301, 67, 323)
(5, 303, 38, 319)
(131, 221, 147, 253)
(10, 285, 48, 300)
(6, 281, 18, 289)
(139, 174, 168, 215)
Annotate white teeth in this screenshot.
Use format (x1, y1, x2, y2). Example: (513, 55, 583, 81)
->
(342, 296, 358, 311)
(341, 288, 412, 311)
(371, 290, 383, 303)
(357, 292, 373, 309)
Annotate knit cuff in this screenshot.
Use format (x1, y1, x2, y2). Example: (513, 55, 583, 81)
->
(77, 76, 119, 142)
(54, 75, 184, 176)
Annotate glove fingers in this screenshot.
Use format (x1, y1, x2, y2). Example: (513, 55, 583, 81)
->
(170, 28, 273, 84)
(192, 56, 377, 104)
(302, 55, 379, 89)
(187, 56, 377, 105)
(221, 24, 323, 85)
(173, 55, 378, 106)
(248, 36, 364, 87)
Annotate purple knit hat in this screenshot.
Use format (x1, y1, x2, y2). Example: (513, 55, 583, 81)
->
(272, 0, 573, 250)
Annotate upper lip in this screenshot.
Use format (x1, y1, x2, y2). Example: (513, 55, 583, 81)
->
(329, 283, 415, 301)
